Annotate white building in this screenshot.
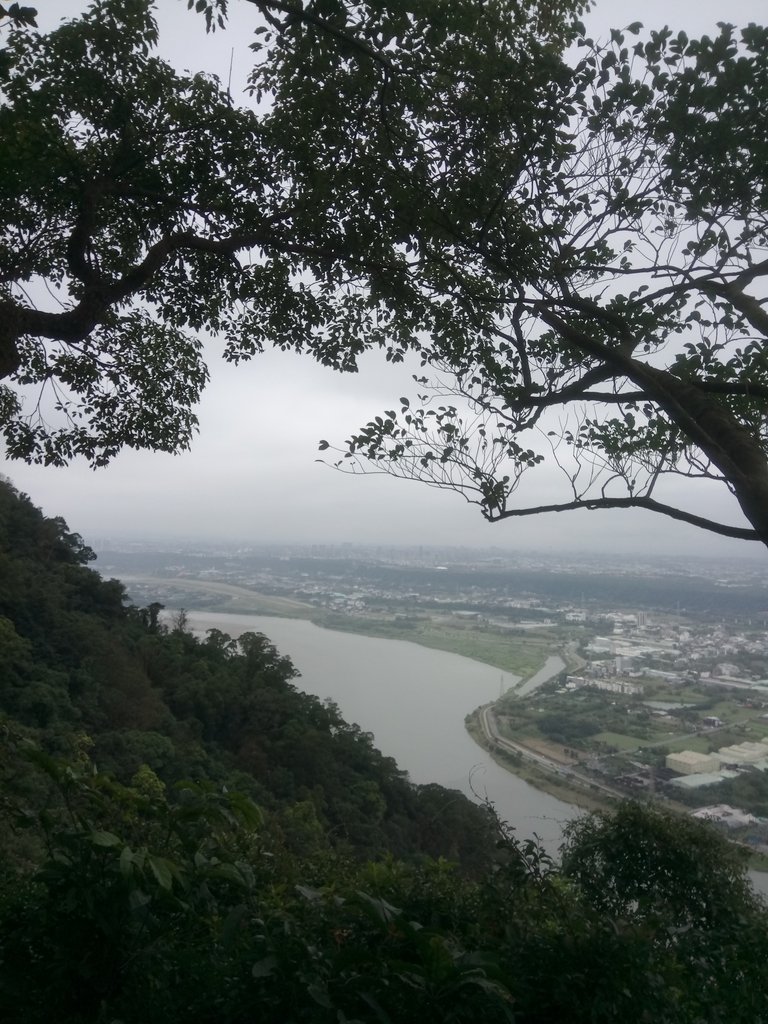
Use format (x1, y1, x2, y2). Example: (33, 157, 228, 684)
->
(666, 750, 721, 775)
(716, 741, 768, 765)
(566, 676, 643, 696)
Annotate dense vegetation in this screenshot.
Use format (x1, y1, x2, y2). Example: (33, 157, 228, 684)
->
(1, 477, 768, 1022)
(674, 768, 768, 820)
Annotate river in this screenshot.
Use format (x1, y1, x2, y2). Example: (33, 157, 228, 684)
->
(185, 610, 578, 852)
(516, 654, 567, 696)
(184, 609, 768, 895)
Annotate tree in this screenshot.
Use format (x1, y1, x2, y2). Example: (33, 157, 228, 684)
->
(559, 803, 768, 1022)
(303, 17, 768, 547)
(0, 0, 581, 465)
(5, 2, 768, 546)
(561, 801, 755, 928)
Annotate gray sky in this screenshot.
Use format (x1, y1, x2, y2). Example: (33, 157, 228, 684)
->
(5, 0, 768, 559)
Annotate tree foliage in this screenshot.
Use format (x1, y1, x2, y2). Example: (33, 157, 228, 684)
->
(301, 14, 768, 546)
(0, 3, 35, 28)
(5, 1, 768, 543)
(1, 749, 767, 1024)
(0, 0, 581, 466)
(2, 0, 768, 550)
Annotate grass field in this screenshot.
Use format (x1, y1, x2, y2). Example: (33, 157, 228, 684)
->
(662, 733, 713, 753)
(319, 615, 552, 676)
(593, 731, 641, 751)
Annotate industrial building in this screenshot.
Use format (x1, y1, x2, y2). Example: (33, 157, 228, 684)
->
(665, 750, 721, 775)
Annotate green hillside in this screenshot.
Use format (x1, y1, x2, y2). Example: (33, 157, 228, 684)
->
(0, 477, 495, 868)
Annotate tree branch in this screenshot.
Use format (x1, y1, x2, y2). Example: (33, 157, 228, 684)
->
(3, 225, 351, 355)
(522, 379, 768, 410)
(66, 181, 106, 287)
(245, 0, 394, 71)
(490, 495, 759, 541)
(536, 305, 765, 487)
(701, 282, 768, 339)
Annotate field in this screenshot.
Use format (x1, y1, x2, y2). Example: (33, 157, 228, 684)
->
(662, 733, 713, 753)
(495, 681, 768, 766)
(320, 615, 559, 677)
(592, 731, 642, 751)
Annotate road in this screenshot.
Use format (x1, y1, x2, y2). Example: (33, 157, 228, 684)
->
(477, 704, 626, 801)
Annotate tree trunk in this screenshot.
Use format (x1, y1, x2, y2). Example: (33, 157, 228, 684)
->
(0, 303, 22, 379)
(630, 362, 768, 546)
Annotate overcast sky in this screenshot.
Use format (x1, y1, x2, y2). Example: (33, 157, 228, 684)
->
(5, 0, 768, 560)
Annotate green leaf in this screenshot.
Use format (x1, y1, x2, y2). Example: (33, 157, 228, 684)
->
(212, 862, 247, 886)
(252, 955, 278, 978)
(89, 830, 121, 847)
(119, 846, 135, 876)
(307, 983, 333, 1008)
(221, 904, 249, 948)
(147, 854, 174, 890)
(356, 890, 401, 924)
(129, 888, 151, 911)
(296, 884, 323, 901)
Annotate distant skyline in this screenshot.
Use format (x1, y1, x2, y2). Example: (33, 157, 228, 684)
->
(5, 0, 768, 562)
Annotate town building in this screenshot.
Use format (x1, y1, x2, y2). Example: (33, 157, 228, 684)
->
(665, 750, 721, 775)
(716, 741, 768, 765)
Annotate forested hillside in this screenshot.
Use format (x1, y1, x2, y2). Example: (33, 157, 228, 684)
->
(1, 477, 768, 1023)
(0, 476, 496, 867)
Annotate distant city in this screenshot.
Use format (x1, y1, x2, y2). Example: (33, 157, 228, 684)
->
(95, 539, 768, 619)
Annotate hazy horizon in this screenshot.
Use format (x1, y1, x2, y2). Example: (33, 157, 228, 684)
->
(82, 528, 768, 571)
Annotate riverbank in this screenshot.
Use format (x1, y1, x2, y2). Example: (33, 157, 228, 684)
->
(316, 612, 547, 677)
(127, 575, 563, 678)
(467, 704, 768, 878)
(182, 608, 579, 850)
(465, 708, 611, 814)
